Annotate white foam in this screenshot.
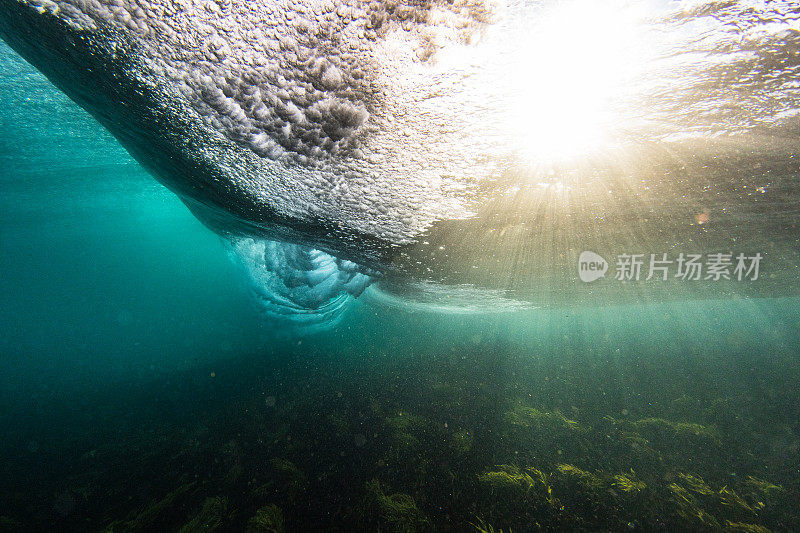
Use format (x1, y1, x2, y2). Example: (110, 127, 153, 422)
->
(227, 236, 373, 327)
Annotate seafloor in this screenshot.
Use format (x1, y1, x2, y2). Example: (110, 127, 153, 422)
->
(2, 306, 798, 532)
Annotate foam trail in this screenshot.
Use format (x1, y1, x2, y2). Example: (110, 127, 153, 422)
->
(365, 281, 536, 315)
(228, 237, 373, 329)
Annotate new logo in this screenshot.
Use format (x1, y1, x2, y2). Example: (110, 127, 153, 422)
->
(578, 251, 608, 282)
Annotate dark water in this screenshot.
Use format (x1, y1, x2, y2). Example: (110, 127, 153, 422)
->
(1, 39, 800, 532)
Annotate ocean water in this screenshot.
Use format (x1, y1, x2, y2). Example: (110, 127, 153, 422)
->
(1, 18, 800, 533)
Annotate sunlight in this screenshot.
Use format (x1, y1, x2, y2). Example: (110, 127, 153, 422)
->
(505, 0, 654, 164)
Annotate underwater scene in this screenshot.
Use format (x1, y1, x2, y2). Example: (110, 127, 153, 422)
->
(2, 0, 800, 531)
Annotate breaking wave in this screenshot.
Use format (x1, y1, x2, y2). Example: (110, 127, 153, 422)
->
(228, 237, 373, 328)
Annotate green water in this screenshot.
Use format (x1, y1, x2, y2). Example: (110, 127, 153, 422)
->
(1, 40, 799, 532)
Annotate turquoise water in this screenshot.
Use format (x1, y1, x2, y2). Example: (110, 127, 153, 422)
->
(1, 37, 800, 532)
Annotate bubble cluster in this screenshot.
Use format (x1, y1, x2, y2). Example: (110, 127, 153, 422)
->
(15, 0, 494, 247)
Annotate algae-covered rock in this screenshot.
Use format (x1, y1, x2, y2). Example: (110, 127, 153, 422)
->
(365, 478, 428, 533)
(246, 504, 284, 533)
(179, 496, 228, 532)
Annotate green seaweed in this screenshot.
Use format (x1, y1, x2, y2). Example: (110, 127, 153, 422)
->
(470, 516, 512, 532)
(665, 470, 780, 531)
(328, 412, 349, 433)
(386, 411, 429, 432)
(477, 464, 562, 520)
(0, 516, 23, 532)
(385, 411, 430, 451)
(678, 473, 715, 496)
(633, 418, 721, 446)
(478, 465, 540, 493)
(555, 464, 604, 492)
(504, 405, 580, 431)
(725, 522, 772, 533)
(451, 428, 474, 453)
(103, 482, 197, 532)
(669, 482, 721, 528)
(272, 458, 307, 496)
(719, 487, 762, 515)
(744, 477, 783, 497)
(246, 504, 284, 533)
(612, 472, 646, 493)
(13, 334, 800, 532)
(178, 496, 228, 532)
(365, 478, 428, 533)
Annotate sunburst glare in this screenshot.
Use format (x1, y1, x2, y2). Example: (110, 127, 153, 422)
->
(503, 0, 657, 164)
